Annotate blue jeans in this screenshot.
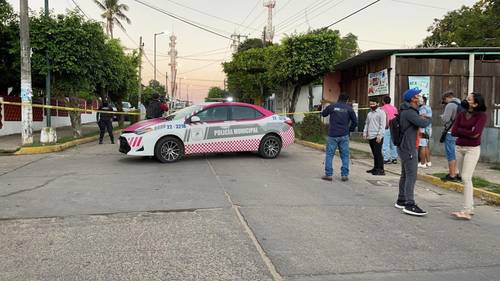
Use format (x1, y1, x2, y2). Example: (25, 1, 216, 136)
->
(444, 133, 456, 161)
(325, 135, 350, 177)
(383, 129, 398, 161)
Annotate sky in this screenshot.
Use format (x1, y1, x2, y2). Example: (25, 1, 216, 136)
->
(10, 0, 477, 103)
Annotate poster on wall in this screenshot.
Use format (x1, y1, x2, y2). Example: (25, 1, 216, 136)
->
(367, 69, 388, 96)
(408, 76, 431, 98)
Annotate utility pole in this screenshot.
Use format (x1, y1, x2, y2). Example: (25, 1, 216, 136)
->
(20, 0, 33, 144)
(230, 33, 248, 53)
(165, 72, 169, 98)
(44, 0, 51, 127)
(168, 33, 178, 100)
(178, 77, 183, 100)
(137, 36, 143, 109)
(263, 0, 276, 44)
(154, 32, 164, 81)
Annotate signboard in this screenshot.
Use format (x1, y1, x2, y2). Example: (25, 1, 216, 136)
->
(367, 69, 388, 96)
(408, 76, 431, 98)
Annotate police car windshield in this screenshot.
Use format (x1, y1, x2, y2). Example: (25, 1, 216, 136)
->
(167, 105, 204, 120)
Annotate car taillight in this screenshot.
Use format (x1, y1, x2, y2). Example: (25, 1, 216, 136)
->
(285, 119, 294, 127)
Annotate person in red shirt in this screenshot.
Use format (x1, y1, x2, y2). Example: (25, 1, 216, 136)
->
(450, 93, 488, 220)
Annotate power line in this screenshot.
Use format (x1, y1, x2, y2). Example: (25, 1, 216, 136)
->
(325, 0, 381, 28)
(275, 0, 329, 29)
(71, 0, 91, 20)
(390, 0, 446, 10)
(237, 0, 261, 32)
(179, 60, 222, 75)
(278, 0, 347, 33)
(275, 0, 294, 15)
(162, 0, 260, 32)
(132, 0, 233, 40)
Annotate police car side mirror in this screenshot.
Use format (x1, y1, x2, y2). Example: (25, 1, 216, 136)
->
(190, 116, 201, 123)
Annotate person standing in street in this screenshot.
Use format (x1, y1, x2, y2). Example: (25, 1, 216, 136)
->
(97, 101, 115, 144)
(418, 96, 433, 168)
(380, 96, 399, 165)
(146, 93, 165, 119)
(363, 98, 386, 176)
(395, 88, 431, 216)
(321, 94, 358, 182)
(440, 91, 462, 181)
(451, 93, 487, 220)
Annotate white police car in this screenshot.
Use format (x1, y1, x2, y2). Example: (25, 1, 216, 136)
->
(119, 101, 295, 163)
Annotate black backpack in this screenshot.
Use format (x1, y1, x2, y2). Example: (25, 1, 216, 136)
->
(390, 112, 407, 147)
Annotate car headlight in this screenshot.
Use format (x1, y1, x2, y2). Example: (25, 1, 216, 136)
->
(134, 127, 153, 135)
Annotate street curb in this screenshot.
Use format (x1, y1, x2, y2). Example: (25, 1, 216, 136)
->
(14, 135, 100, 155)
(295, 139, 500, 206)
(14, 128, 122, 156)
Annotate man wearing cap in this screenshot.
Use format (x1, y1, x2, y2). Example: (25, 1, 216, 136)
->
(396, 88, 431, 216)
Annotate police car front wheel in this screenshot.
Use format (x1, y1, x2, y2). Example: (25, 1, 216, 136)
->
(155, 137, 184, 163)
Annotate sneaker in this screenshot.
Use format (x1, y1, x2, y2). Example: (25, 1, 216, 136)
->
(321, 175, 333, 182)
(366, 169, 374, 173)
(418, 163, 427, 168)
(441, 174, 459, 182)
(341, 176, 348, 182)
(426, 162, 432, 167)
(384, 160, 391, 164)
(372, 170, 386, 176)
(99, 140, 103, 144)
(403, 204, 428, 216)
(111, 140, 115, 144)
(394, 201, 405, 209)
(391, 159, 398, 164)
(456, 175, 462, 181)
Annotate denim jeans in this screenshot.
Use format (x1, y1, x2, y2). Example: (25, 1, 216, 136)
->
(325, 135, 350, 177)
(383, 129, 398, 161)
(444, 133, 457, 161)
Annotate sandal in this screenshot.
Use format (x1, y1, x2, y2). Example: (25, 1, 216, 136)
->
(451, 211, 472, 220)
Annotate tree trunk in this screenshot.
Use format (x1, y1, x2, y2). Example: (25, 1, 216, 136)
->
(287, 84, 301, 121)
(116, 99, 124, 128)
(20, 0, 33, 145)
(67, 97, 82, 138)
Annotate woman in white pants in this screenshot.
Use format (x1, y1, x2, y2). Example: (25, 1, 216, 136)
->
(450, 93, 487, 220)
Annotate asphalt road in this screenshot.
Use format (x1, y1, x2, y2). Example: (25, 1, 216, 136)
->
(0, 140, 499, 281)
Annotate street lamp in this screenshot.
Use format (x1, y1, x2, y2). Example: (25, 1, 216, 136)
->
(154, 31, 166, 81)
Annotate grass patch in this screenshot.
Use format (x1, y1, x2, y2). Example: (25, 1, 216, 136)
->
(433, 173, 500, 194)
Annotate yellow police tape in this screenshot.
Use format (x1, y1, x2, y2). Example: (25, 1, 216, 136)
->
(0, 100, 369, 117)
(0, 100, 140, 115)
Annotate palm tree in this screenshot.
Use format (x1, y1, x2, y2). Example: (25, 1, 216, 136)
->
(94, 0, 131, 38)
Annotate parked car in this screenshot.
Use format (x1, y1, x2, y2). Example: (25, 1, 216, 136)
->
(111, 101, 135, 121)
(119, 101, 295, 163)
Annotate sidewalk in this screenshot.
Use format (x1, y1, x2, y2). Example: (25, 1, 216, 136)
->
(0, 122, 121, 152)
(349, 140, 500, 186)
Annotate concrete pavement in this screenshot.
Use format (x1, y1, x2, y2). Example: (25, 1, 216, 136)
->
(0, 142, 499, 280)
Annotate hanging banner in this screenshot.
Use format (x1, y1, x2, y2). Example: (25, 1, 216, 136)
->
(408, 76, 431, 98)
(367, 69, 388, 96)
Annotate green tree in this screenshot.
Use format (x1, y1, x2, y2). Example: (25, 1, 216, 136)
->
(93, 0, 131, 39)
(142, 80, 167, 105)
(237, 38, 264, 52)
(273, 28, 342, 116)
(422, 0, 499, 47)
(205, 86, 228, 101)
(0, 0, 19, 94)
(339, 32, 360, 60)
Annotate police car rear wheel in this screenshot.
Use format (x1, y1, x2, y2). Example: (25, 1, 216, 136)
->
(155, 137, 184, 163)
(259, 135, 282, 159)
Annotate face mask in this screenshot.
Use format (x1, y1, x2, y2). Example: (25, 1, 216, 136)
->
(370, 106, 377, 111)
(461, 99, 470, 110)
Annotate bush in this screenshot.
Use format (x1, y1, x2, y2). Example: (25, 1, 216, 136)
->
(298, 113, 327, 142)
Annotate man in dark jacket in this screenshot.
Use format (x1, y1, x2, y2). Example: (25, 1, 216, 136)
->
(320, 94, 358, 182)
(396, 88, 431, 216)
(147, 93, 165, 119)
(97, 101, 115, 144)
